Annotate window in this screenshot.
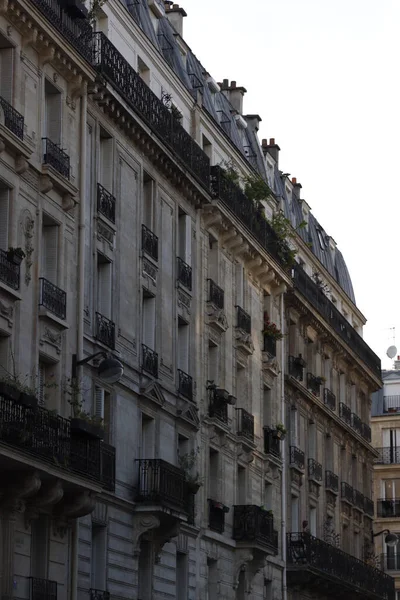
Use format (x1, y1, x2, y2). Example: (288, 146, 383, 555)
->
(31, 515, 49, 578)
(97, 254, 112, 319)
(99, 127, 113, 193)
(202, 134, 212, 160)
(41, 216, 59, 284)
(290, 407, 298, 446)
(264, 481, 272, 509)
(382, 479, 400, 500)
(38, 360, 57, 408)
(91, 524, 107, 589)
(382, 429, 400, 462)
(0, 186, 9, 251)
(0, 37, 14, 103)
(209, 449, 219, 496)
(44, 79, 61, 143)
(178, 317, 189, 373)
(291, 495, 299, 532)
(207, 558, 218, 600)
(176, 552, 188, 600)
(141, 413, 155, 458)
(317, 228, 326, 250)
(143, 171, 155, 231)
(263, 387, 272, 426)
(237, 465, 246, 505)
(178, 210, 191, 266)
(142, 289, 156, 350)
(308, 422, 316, 459)
(138, 539, 153, 600)
(0, 335, 9, 376)
(138, 56, 150, 85)
(309, 506, 317, 536)
(208, 338, 219, 384)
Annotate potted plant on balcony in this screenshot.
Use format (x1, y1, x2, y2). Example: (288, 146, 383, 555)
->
(67, 378, 104, 440)
(0, 355, 38, 408)
(273, 423, 287, 440)
(263, 313, 284, 341)
(6, 247, 25, 266)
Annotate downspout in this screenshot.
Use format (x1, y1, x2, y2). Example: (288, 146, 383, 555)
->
(280, 289, 288, 600)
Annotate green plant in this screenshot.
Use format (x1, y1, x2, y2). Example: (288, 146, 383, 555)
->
(0, 351, 36, 396)
(276, 423, 287, 434)
(87, 0, 107, 23)
(243, 173, 272, 204)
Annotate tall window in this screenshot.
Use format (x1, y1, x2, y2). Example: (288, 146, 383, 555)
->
(138, 56, 150, 86)
(309, 506, 317, 536)
(91, 524, 107, 589)
(31, 515, 49, 578)
(176, 552, 188, 600)
(141, 413, 155, 458)
(291, 495, 299, 532)
(97, 254, 112, 319)
(0, 37, 14, 103)
(143, 172, 155, 231)
(44, 79, 61, 143)
(383, 429, 400, 463)
(99, 127, 113, 192)
(41, 216, 59, 284)
(237, 465, 246, 505)
(178, 210, 191, 266)
(0, 186, 10, 251)
(142, 290, 156, 350)
(207, 559, 218, 600)
(177, 317, 189, 374)
(208, 339, 219, 384)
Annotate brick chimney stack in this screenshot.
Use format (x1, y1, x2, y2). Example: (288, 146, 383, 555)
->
(394, 356, 400, 370)
(291, 177, 302, 198)
(262, 138, 280, 167)
(165, 3, 187, 36)
(219, 79, 247, 115)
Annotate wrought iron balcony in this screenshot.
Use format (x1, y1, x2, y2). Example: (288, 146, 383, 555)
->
(236, 306, 251, 334)
(341, 482, 354, 504)
(90, 591, 110, 600)
(353, 488, 364, 511)
(42, 138, 70, 179)
(208, 499, 227, 533)
(97, 183, 116, 223)
(364, 497, 374, 517)
(339, 402, 351, 426)
(178, 369, 193, 401)
(210, 165, 293, 270)
(325, 470, 339, 493)
(135, 459, 188, 513)
(287, 532, 395, 600)
(263, 428, 281, 458)
(323, 388, 336, 411)
(0, 249, 20, 290)
(95, 312, 115, 349)
(380, 553, 400, 572)
(375, 447, 400, 465)
(39, 277, 66, 320)
(142, 224, 158, 261)
(207, 278, 224, 309)
(308, 458, 322, 482)
(292, 265, 381, 378)
(92, 33, 210, 188)
(208, 386, 228, 424)
(288, 355, 306, 381)
(307, 372, 322, 396)
(263, 335, 276, 357)
(177, 257, 192, 291)
(290, 446, 305, 470)
(142, 344, 158, 378)
(351, 412, 363, 436)
(233, 505, 278, 554)
(377, 498, 400, 518)
(0, 96, 24, 140)
(362, 422, 372, 442)
(30, 577, 57, 600)
(236, 408, 254, 442)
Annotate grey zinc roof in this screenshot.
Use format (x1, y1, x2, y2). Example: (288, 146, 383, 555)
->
(118, 0, 356, 305)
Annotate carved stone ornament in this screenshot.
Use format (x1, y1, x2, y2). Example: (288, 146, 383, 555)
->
(0, 299, 13, 326)
(235, 329, 254, 355)
(132, 514, 160, 556)
(207, 304, 228, 332)
(41, 326, 63, 353)
(20, 209, 34, 286)
(233, 550, 254, 590)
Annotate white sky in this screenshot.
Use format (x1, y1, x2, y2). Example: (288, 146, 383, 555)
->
(184, 0, 400, 370)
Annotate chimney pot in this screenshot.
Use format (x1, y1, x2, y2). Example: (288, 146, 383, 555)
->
(231, 80, 236, 88)
(222, 78, 229, 88)
(292, 177, 297, 185)
(269, 138, 275, 145)
(262, 139, 268, 148)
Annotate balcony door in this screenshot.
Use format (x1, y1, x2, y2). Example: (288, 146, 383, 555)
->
(381, 479, 400, 517)
(386, 534, 400, 570)
(382, 428, 400, 463)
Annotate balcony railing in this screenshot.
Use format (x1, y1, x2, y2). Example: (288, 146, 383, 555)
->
(142, 224, 158, 261)
(142, 344, 158, 378)
(364, 497, 374, 517)
(0, 96, 24, 140)
(288, 355, 305, 381)
(233, 505, 278, 554)
(42, 138, 70, 179)
(0, 395, 115, 488)
(353, 488, 365, 511)
(207, 278, 224, 309)
(351, 412, 363, 436)
(339, 402, 352, 426)
(323, 388, 336, 411)
(0, 249, 20, 290)
(375, 447, 400, 465)
(177, 257, 192, 291)
(325, 470, 339, 493)
(95, 312, 115, 349)
(39, 278, 66, 320)
(93, 33, 210, 189)
(308, 458, 322, 482)
(236, 306, 251, 334)
(287, 532, 395, 600)
(341, 482, 354, 504)
(30, 577, 57, 600)
(135, 459, 188, 512)
(178, 369, 193, 401)
(290, 446, 305, 470)
(31, 0, 93, 61)
(307, 372, 322, 396)
(263, 335, 276, 357)
(292, 265, 381, 378)
(380, 553, 400, 572)
(210, 165, 293, 270)
(208, 499, 226, 533)
(377, 498, 400, 518)
(97, 183, 116, 223)
(90, 591, 110, 600)
(263, 428, 281, 458)
(208, 387, 229, 424)
(236, 408, 254, 442)
(362, 422, 372, 442)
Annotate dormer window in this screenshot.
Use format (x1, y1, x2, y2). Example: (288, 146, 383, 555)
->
(317, 229, 327, 250)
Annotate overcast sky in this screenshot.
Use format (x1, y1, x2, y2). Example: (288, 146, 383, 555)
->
(185, 0, 400, 370)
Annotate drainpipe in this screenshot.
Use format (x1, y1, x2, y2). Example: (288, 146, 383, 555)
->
(280, 290, 288, 600)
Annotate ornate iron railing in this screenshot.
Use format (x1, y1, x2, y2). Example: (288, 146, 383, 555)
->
(210, 165, 293, 270)
(351, 412, 363, 436)
(325, 470, 339, 493)
(323, 388, 336, 411)
(362, 422, 372, 442)
(290, 446, 305, 470)
(377, 498, 400, 518)
(135, 459, 187, 512)
(177, 257, 192, 291)
(233, 505, 278, 553)
(263, 428, 281, 458)
(207, 278, 224, 309)
(380, 553, 400, 572)
(42, 137, 70, 179)
(208, 387, 228, 424)
(0, 249, 20, 290)
(287, 533, 395, 600)
(353, 488, 364, 511)
(142, 224, 158, 261)
(308, 458, 322, 482)
(236, 408, 254, 442)
(39, 277, 66, 320)
(31, 0, 93, 61)
(100, 442, 115, 492)
(364, 497, 374, 517)
(307, 372, 322, 396)
(374, 447, 400, 465)
(142, 344, 158, 378)
(208, 499, 226, 533)
(292, 265, 381, 378)
(339, 402, 352, 426)
(92, 33, 210, 189)
(236, 306, 251, 334)
(90, 591, 110, 600)
(97, 183, 116, 223)
(341, 482, 354, 504)
(95, 312, 115, 349)
(288, 355, 305, 381)
(263, 335, 276, 357)
(178, 369, 193, 401)
(0, 96, 24, 140)
(30, 577, 57, 600)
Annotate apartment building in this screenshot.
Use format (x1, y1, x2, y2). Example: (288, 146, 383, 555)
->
(0, 0, 393, 599)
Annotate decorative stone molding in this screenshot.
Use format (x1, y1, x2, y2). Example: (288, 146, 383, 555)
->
(92, 501, 108, 526)
(235, 328, 254, 355)
(54, 490, 97, 518)
(62, 193, 76, 212)
(207, 303, 228, 333)
(233, 550, 253, 590)
(132, 514, 161, 556)
(0, 299, 13, 328)
(15, 155, 29, 174)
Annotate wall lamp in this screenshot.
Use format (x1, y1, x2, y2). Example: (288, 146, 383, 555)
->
(372, 529, 399, 547)
(72, 351, 124, 384)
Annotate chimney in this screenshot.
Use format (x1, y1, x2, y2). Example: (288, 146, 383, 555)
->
(262, 138, 280, 167)
(244, 114, 262, 134)
(220, 79, 247, 114)
(394, 356, 400, 370)
(165, 3, 187, 36)
(291, 177, 302, 198)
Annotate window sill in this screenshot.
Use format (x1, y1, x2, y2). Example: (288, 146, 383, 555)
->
(39, 306, 69, 329)
(0, 280, 22, 302)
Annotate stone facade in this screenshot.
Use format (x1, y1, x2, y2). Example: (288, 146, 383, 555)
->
(0, 1, 392, 600)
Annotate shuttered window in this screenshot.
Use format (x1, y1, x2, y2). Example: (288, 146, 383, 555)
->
(44, 79, 61, 144)
(0, 187, 9, 250)
(41, 220, 59, 283)
(0, 46, 14, 103)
